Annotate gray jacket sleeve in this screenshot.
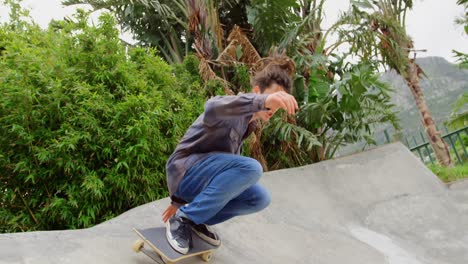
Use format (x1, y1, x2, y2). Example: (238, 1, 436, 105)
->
(203, 93, 269, 126)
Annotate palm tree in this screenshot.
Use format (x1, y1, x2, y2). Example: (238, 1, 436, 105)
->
(245, 0, 399, 166)
(338, 0, 452, 166)
(449, 0, 468, 128)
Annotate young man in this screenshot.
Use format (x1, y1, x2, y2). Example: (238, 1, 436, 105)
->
(162, 64, 298, 254)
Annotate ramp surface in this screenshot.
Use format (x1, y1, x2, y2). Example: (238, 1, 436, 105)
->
(1, 143, 467, 264)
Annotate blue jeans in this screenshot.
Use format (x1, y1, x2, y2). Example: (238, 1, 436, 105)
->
(174, 153, 271, 225)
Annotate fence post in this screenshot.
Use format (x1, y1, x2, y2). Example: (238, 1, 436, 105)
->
(447, 134, 463, 164)
(411, 136, 425, 162)
(455, 132, 468, 159)
(405, 137, 411, 148)
(384, 129, 391, 143)
(419, 131, 434, 165)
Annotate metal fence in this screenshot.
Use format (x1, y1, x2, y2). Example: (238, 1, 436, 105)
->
(398, 126, 468, 165)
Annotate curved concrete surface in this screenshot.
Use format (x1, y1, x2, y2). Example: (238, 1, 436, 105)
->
(1, 143, 467, 264)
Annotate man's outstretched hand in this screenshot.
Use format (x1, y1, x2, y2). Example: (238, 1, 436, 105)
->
(265, 91, 299, 116)
(162, 204, 178, 223)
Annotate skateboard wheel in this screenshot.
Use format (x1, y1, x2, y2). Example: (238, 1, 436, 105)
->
(201, 252, 212, 262)
(132, 239, 145, 253)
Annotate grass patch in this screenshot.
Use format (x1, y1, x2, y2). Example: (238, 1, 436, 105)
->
(427, 162, 468, 183)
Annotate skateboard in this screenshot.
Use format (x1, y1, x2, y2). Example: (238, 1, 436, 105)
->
(132, 227, 219, 264)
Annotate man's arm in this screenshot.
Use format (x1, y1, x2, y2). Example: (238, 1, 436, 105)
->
(203, 92, 298, 126)
(203, 93, 269, 126)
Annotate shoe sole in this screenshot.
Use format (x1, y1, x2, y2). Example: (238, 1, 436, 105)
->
(191, 227, 221, 246)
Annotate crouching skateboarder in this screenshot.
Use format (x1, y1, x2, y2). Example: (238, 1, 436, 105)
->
(162, 63, 298, 254)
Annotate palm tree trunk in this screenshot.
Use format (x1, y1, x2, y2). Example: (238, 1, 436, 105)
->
(406, 60, 452, 166)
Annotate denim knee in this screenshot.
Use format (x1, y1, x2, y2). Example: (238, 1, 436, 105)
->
(254, 187, 271, 211)
(240, 157, 263, 184)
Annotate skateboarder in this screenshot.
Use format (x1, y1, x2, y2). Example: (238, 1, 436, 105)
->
(162, 59, 298, 254)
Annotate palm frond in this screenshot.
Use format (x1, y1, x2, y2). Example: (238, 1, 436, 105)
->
(247, 0, 300, 55)
(198, 58, 233, 94)
(216, 26, 261, 70)
(333, 1, 413, 76)
(227, 25, 261, 64)
(64, 0, 188, 63)
(452, 92, 468, 113)
(447, 92, 468, 128)
(265, 113, 322, 151)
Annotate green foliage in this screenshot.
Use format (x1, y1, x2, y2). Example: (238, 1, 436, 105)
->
(339, 0, 413, 77)
(2, 0, 31, 30)
(232, 64, 251, 92)
(456, 0, 468, 33)
(450, 133, 468, 164)
(461, 134, 468, 148)
(261, 61, 399, 168)
(427, 162, 468, 183)
(259, 112, 321, 169)
(63, 0, 245, 63)
(247, 0, 300, 55)
(448, 92, 468, 129)
(253, 1, 400, 169)
(0, 10, 205, 232)
(450, 1, 468, 128)
(64, 0, 188, 63)
(63, 0, 401, 170)
(204, 79, 227, 97)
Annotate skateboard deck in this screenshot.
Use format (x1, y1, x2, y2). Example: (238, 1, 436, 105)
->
(132, 227, 219, 264)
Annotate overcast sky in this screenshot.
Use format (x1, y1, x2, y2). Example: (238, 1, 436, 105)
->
(1, 0, 467, 63)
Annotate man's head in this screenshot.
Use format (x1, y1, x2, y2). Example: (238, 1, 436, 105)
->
(251, 65, 294, 121)
(251, 65, 292, 95)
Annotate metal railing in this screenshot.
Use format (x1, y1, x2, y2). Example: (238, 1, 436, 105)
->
(406, 126, 468, 165)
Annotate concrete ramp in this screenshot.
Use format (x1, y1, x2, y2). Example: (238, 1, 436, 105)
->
(1, 143, 467, 264)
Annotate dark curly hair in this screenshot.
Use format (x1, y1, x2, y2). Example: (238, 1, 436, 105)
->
(251, 53, 295, 93)
(251, 65, 291, 93)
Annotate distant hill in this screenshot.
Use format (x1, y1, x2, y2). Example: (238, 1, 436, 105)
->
(381, 56, 468, 134)
(338, 56, 468, 156)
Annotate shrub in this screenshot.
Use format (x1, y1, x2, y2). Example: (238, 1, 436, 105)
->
(0, 10, 205, 232)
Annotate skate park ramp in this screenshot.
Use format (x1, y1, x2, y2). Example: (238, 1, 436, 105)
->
(1, 142, 467, 264)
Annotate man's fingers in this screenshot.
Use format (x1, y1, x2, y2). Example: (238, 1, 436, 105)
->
(284, 94, 296, 115)
(278, 93, 293, 115)
(282, 95, 292, 115)
(162, 211, 175, 222)
(268, 92, 299, 116)
(162, 211, 169, 222)
(288, 95, 298, 114)
(293, 96, 299, 111)
(278, 99, 288, 114)
(162, 205, 177, 223)
(271, 93, 287, 112)
(288, 100, 294, 115)
(289, 96, 296, 115)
